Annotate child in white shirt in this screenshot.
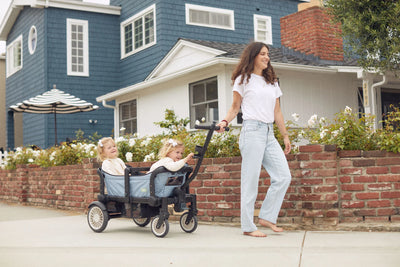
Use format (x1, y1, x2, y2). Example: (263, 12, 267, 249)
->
(97, 137, 126, 175)
(149, 138, 194, 173)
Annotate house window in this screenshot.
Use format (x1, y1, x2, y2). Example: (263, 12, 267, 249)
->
(185, 4, 234, 30)
(121, 4, 156, 58)
(254, 14, 272, 45)
(119, 99, 137, 135)
(28, 26, 37, 54)
(189, 77, 219, 128)
(67, 19, 89, 76)
(6, 35, 23, 77)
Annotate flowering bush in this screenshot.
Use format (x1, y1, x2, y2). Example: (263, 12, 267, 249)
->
(2, 107, 399, 170)
(298, 106, 379, 151)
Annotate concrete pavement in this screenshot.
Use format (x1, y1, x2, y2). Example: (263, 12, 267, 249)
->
(0, 202, 399, 267)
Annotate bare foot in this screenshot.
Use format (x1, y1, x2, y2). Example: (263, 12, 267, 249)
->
(243, 230, 267, 237)
(259, 218, 284, 232)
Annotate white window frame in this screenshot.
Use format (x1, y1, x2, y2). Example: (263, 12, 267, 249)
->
(189, 77, 219, 128)
(120, 4, 156, 59)
(6, 35, 23, 77)
(67, 18, 89, 77)
(118, 99, 138, 135)
(185, 4, 235, 31)
(254, 14, 273, 45)
(28, 26, 37, 55)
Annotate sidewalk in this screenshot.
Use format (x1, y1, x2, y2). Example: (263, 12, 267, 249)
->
(0, 202, 399, 267)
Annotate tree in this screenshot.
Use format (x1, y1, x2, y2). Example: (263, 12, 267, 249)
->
(324, 0, 400, 73)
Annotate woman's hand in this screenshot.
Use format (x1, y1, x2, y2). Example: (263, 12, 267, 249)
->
(283, 136, 291, 155)
(216, 120, 228, 133)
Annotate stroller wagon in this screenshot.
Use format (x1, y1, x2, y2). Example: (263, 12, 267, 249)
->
(87, 123, 226, 237)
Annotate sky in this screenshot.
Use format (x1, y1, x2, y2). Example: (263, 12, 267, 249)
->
(0, 0, 110, 54)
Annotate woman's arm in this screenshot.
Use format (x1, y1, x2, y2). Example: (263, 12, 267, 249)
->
(274, 98, 291, 154)
(216, 91, 242, 132)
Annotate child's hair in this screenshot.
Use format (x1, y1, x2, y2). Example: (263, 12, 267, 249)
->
(97, 137, 116, 162)
(158, 138, 184, 159)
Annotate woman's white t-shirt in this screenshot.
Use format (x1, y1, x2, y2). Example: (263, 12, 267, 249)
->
(233, 74, 282, 124)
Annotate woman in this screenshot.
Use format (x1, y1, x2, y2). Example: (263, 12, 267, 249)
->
(217, 42, 292, 237)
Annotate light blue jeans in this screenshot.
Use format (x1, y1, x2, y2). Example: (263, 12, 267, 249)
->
(239, 120, 291, 232)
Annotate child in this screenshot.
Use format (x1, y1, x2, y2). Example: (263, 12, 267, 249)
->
(149, 138, 194, 173)
(97, 137, 126, 175)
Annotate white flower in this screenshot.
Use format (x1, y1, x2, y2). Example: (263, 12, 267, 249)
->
(201, 117, 206, 122)
(320, 129, 328, 139)
(344, 106, 352, 115)
(120, 127, 126, 132)
(144, 152, 155, 162)
(129, 138, 136, 147)
(116, 136, 126, 143)
(291, 113, 300, 122)
(28, 158, 34, 163)
(308, 114, 318, 127)
(195, 120, 200, 125)
(319, 117, 327, 125)
(332, 130, 339, 138)
(71, 144, 77, 149)
(125, 152, 133, 162)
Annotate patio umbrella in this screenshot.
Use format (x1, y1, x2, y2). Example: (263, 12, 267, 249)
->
(10, 85, 99, 145)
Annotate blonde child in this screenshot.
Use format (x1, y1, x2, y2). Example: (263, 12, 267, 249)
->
(97, 137, 126, 175)
(149, 138, 194, 173)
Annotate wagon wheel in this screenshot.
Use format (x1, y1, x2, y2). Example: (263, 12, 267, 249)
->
(133, 217, 151, 227)
(179, 212, 198, 233)
(151, 216, 169, 238)
(87, 205, 109, 233)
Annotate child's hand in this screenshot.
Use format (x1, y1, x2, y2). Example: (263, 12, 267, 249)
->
(185, 152, 194, 162)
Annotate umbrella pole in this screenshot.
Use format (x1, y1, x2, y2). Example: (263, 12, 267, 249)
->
(54, 112, 57, 146)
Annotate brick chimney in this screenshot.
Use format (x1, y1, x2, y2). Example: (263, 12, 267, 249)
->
(280, 6, 343, 61)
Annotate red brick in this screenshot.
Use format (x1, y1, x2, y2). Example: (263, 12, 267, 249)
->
(301, 178, 323, 185)
(377, 175, 400, 182)
(338, 150, 361, 158)
(313, 169, 337, 177)
(392, 166, 400, 173)
(312, 152, 337, 161)
(339, 176, 351, 183)
(376, 157, 400, 166)
(314, 186, 337, 193)
(215, 188, 232, 194)
(300, 162, 323, 169)
(353, 159, 375, 167)
(367, 200, 391, 208)
(368, 183, 393, 191)
(212, 172, 230, 179)
(221, 180, 240, 186)
(206, 195, 225, 202)
(377, 208, 396, 216)
(203, 180, 220, 187)
(366, 167, 389, 175)
(299, 145, 323, 152)
(205, 166, 221, 172)
(326, 193, 338, 201)
(296, 154, 310, 161)
(381, 191, 400, 199)
(353, 176, 376, 183)
(340, 168, 363, 175)
(355, 192, 379, 200)
(342, 201, 365, 208)
(326, 210, 339, 217)
(341, 184, 364, 191)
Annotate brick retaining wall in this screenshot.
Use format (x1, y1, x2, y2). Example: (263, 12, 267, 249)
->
(0, 145, 399, 227)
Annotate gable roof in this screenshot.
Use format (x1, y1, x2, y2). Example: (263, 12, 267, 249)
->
(0, 0, 121, 40)
(97, 38, 360, 103)
(179, 38, 358, 67)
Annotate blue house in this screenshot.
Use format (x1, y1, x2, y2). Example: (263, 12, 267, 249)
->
(2, 0, 396, 148)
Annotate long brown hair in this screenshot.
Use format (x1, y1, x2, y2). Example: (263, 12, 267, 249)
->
(231, 42, 277, 85)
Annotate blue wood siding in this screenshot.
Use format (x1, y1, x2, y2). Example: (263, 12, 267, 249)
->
(111, 0, 299, 88)
(6, 7, 120, 148)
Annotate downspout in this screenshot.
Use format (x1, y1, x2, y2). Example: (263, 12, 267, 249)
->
(371, 75, 387, 130)
(102, 100, 119, 138)
(102, 100, 115, 110)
